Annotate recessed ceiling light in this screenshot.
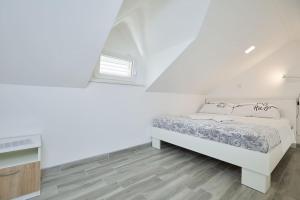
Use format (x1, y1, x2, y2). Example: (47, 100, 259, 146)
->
(245, 46, 255, 54)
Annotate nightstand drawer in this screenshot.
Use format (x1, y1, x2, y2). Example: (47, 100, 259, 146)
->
(0, 162, 40, 200)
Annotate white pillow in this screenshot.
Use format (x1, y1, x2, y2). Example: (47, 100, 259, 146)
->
(199, 102, 234, 115)
(232, 103, 280, 119)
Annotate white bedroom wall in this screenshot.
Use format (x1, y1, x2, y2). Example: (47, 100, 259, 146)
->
(0, 83, 203, 168)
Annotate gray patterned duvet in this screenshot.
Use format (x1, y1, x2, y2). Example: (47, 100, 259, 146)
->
(152, 116, 281, 153)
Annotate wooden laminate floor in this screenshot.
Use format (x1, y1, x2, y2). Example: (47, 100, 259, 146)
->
(32, 143, 300, 200)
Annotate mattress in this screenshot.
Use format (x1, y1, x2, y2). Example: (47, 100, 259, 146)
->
(152, 114, 294, 153)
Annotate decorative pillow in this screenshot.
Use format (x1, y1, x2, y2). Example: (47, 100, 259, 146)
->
(232, 102, 280, 119)
(199, 102, 234, 115)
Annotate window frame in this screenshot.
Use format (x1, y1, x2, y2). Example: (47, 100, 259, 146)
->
(93, 53, 137, 85)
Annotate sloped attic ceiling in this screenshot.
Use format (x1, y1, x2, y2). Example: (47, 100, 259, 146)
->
(104, 0, 210, 86)
(209, 41, 300, 98)
(113, 0, 210, 59)
(276, 0, 300, 40)
(2, 0, 299, 91)
(148, 0, 300, 94)
(0, 0, 123, 87)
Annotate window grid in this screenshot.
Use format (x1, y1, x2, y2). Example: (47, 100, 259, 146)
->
(99, 55, 133, 78)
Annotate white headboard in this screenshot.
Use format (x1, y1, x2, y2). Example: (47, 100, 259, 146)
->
(206, 98, 297, 134)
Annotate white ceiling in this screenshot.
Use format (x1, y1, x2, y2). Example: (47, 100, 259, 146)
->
(114, 0, 209, 57)
(0, 0, 122, 87)
(105, 0, 210, 86)
(0, 0, 299, 92)
(275, 0, 300, 41)
(148, 0, 300, 94)
(209, 41, 300, 98)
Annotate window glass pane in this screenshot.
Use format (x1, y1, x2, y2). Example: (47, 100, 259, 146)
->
(99, 55, 132, 77)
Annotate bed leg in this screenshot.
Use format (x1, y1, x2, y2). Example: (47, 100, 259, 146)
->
(152, 138, 161, 149)
(241, 168, 270, 193)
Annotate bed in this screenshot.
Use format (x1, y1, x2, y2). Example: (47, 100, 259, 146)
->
(151, 98, 297, 193)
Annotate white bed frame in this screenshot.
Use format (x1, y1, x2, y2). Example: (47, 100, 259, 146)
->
(151, 98, 297, 193)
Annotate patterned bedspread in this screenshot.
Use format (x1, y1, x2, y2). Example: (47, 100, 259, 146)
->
(152, 115, 281, 153)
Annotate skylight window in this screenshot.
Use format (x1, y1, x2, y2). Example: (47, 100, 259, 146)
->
(92, 54, 138, 85)
(99, 55, 133, 78)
